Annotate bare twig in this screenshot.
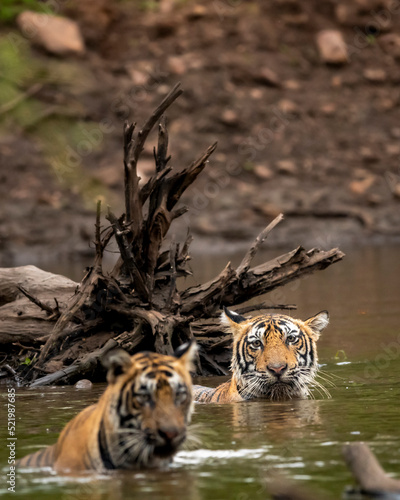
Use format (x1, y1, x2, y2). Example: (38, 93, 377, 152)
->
(237, 213, 284, 275)
(17, 286, 58, 316)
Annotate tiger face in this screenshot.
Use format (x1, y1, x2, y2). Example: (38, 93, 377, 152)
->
(103, 342, 196, 468)
(222, 307, 329, 401)
(17, 343, 197, 472)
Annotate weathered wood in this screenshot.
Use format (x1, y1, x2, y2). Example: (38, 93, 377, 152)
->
(343, 442, 400, 495)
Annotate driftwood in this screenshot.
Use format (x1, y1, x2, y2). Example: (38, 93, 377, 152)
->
(0, 84, 344, 385)
(343, 442, 400, 496)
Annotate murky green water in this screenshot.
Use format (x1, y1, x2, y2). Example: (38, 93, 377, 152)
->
(1, 246, 400, 499)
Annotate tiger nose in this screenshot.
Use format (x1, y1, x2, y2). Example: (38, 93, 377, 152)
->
(158, 427, 181, 444)
(267, 363, 288, 376)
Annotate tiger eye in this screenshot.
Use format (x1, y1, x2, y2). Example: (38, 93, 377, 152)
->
(251, 340, 262, 348)
(286, 335, 296, 343)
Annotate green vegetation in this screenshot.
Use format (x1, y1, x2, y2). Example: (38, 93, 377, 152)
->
(0, 0, 51, 23)
(0, 34, 110, 205)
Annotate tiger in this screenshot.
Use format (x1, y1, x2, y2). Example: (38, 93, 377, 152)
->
(193, 307, 329, 403)
(17, 342, 196, 472)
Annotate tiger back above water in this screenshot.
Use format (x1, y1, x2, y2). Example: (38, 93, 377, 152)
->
(194, 307, 329, 403)
(17, 342, 196, 472)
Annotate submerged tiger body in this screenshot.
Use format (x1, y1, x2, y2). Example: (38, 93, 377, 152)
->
(194, 308, 329, 403)
(17, 343, 196, 472)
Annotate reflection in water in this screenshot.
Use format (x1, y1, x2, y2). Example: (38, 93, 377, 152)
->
(230, 399, 322, 443)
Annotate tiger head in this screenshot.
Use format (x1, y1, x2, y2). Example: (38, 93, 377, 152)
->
(222, 307, 329, 401)
(100, 341, 196, 469)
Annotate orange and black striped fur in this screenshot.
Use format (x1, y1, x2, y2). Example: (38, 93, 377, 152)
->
(17, 343, 196, 472)
(194, 307, 329, 403)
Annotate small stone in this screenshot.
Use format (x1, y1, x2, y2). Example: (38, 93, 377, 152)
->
(167, 56, 186, 75)
(349, 175, 375, 195)
(379, 33, 400, 58)
(17, 11, 85, 56)
(126, 67, 150, 86)
(75, 379, 93, 389)
(277, 99, 300, 115)
(276, 159, 297, 175)
(386, 143, 400, 156)
(390, 183, 400, 199)
(378, 98, 396, 111)
(316, 30, 348, 65)
(360, 146, 379, 163)
(320, 103, 336, 116)
(250, 88, 263, 99)
(257, 67, 281, 87)
(367, 193, 383, 206)
(283, 79, 301, 90)
(335, 4, 355, 25)
(363, 68, 387, 83)
(221, 109, 239, 126)
(331, 75, 342, 87)
(187, 5, 207, 20)
(254, 164, 273, 180)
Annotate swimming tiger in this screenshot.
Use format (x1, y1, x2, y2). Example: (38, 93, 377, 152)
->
(193, 307, 329, 403)
(17, 342, 196, 472)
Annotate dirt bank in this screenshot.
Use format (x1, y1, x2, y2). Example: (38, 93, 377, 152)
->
(1, 0, 400, 269)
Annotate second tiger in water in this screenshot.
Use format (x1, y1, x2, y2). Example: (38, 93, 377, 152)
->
(193, 307, 329, 403)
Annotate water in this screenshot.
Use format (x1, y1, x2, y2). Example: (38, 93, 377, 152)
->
(1, 245, 400, 499)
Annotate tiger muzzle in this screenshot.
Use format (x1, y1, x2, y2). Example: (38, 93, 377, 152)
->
(149, 426, 186, 457)
(267, 363, 288, 378)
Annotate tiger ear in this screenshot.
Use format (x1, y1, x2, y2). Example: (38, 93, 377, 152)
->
(104, 349, 132, 384)
(221, 306, 247, 337)
(304, 311, 329, 339)
(174, 340, 197, 372)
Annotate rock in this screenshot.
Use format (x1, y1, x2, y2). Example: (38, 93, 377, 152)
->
(367, 193, 383, 206)
(276, 159, 297, 175)
(320, 103, 337, 116)
(379, 33, 400, 58)
(331, 75, 342, 87)
(316, 30, 348, 65)
(221, 109, 239, 126)
(250, 88, 263, 99)
(386, 143, 400, 156)
(256, 67, 281, 87)
(390, 183, 400, 199)
(17, 11, 85, 56)
(167, 55, 186, 75)
(283, 80, 301, 90)
(75, 379, 93, 389)
(360, 147, 379, 163)
(349, 175, 375, 195)
(277, 99, 300, 115)
(363, 68, 387, 82)
(254, 164, 273, 180)
(187, 5, 207, 20)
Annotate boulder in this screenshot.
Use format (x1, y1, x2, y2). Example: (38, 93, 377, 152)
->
(17, 11, 85, 56)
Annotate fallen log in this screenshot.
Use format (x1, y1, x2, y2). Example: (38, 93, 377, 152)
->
(343, 442, 400, 496)
(0, 84, 344, 385)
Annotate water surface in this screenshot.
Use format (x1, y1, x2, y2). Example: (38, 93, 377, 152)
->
(1, 245, 400, 499)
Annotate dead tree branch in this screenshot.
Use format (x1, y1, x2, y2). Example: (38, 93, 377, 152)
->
(0, 85, 345, 385)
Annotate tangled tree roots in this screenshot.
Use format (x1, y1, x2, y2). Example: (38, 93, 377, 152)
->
(0, 84, 344, 386)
